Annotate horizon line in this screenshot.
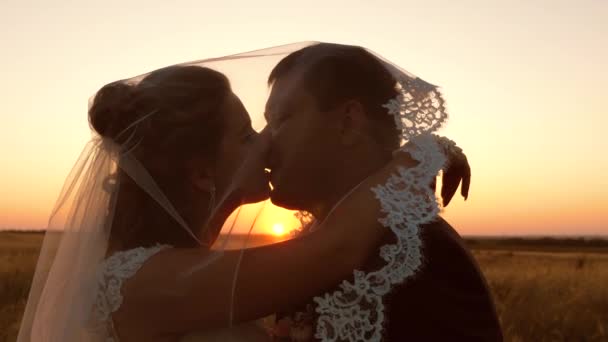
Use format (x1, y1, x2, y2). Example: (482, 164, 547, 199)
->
(1, 229, 607, 239)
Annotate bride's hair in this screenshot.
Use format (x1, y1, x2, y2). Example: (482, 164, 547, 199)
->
(89, 66, 231, 251)
(268, 43, 401, 150)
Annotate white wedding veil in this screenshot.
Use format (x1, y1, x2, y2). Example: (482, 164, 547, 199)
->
(18, 42, 451, 342)
(222, 42, 451, 341)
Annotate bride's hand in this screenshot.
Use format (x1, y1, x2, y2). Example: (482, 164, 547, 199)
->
(390, 136, 470, 206)
(399, 136, 471, 206)
(431, 135, 471, 206)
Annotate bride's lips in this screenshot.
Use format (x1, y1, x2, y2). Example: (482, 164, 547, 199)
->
(268, 154, 280, 185)
(268, 164, 280, 189)
(263, 168, 272, 183)
(269, 168, 279, 186)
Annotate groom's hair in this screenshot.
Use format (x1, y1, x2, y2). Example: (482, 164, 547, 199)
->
(268, 43, 401, 150)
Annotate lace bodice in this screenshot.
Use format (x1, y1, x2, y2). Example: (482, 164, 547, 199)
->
(91, 244, 171, 341)
(313, 134, 446, 341)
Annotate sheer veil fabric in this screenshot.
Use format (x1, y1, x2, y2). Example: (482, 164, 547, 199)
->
(18, 42, 450, 342)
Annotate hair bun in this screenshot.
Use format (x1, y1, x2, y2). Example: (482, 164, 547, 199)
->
(88, 81, 138, 141)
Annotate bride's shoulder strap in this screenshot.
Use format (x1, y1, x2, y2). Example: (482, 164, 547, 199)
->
(94, 244, 171, 322)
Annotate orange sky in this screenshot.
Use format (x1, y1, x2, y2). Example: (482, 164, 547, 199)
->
(0, 0, 606, 236)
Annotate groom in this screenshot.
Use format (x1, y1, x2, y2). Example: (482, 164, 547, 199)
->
(265, 43, 502, 341)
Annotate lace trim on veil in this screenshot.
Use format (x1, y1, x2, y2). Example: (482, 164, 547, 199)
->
(313, 74, 448, 341)
(90, 244, 171, 341)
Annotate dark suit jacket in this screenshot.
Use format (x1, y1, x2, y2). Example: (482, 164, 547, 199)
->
(369, 217, 503, 341)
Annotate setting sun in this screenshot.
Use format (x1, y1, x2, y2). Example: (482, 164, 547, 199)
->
(271, 223, 287, 236)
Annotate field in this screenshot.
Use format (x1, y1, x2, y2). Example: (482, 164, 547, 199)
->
(472, 248, 608, 341)
(1, 232, 607, 341)
(0, 232, 43, 342)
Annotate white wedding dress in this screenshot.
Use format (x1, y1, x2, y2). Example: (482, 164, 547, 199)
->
(93, 135, 447, 342)
(93, 245, 270, 342)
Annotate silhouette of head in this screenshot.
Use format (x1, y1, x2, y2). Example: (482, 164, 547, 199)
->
(90, 66, 267, 250)
(265, 44, 400, 213)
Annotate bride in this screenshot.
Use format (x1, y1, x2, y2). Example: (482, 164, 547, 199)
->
(17, 43, 469, 342)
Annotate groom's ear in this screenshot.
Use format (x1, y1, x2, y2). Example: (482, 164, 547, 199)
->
(338, 99, 368, 146)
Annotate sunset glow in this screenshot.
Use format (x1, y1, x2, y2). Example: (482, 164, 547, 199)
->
(0, 1, 606, 236)
(271, 223, 287, 236)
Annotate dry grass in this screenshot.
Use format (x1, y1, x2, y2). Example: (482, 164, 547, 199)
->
(0, 232, 43, 342)
(1, 232, 607, 341)
(474, 250, 608, 341)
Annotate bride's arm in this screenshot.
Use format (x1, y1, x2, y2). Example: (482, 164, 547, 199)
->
(119, 153, 416, 335)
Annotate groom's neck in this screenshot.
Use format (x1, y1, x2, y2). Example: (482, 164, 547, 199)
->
(311, 151, 391, 221)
